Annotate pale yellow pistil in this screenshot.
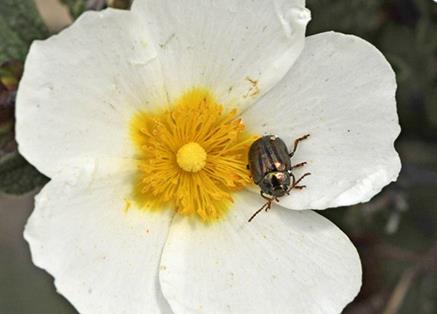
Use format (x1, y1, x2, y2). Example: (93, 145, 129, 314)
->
(176, 142, 207, 173)
(130, 88, 257, 222)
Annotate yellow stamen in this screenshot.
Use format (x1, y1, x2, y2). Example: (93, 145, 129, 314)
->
(130, 88, 257, 222)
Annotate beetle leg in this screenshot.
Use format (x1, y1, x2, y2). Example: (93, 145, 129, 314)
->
(287, 172, 311, 193)
(293, 172, 311, 187)
(260, 191, 272, 201)
(293, 185, 307, 189)
(289, 134, 310, 158)
(291, 161, 307, 169)
(265, 200, 273, 212)
(246, 164, 250, 170)
(289, 172, 296, 186)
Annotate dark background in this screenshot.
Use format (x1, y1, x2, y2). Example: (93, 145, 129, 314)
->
(0, 0, 436, 313)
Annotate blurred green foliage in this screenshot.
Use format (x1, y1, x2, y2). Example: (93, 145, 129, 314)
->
(61, 0, 86, 18)
(0, 153, 48, 195)
(0, 1, 49, 195)
(0, 0, 436, 314)
(307, 0, 383, 36)
(61, 0, 99, 18)
(61, 0, 132, 17)
(0, 0, 48, 64)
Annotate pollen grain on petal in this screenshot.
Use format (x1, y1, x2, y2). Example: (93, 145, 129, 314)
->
(130, 88, 257, 222)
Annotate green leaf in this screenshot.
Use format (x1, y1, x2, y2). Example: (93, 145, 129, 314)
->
(0, 19, 27, 63)
(425, 88, 437, 128)
(61, 0, 132, 18)
(0, 0, 49, 64)
(306, 0, 383, 37)
(0, 132, 48, 195)
(60, 0, 88, 19)
(107, 0, 132, 9)
(0, 153, 48, 195)
(61, 0, 110, 19)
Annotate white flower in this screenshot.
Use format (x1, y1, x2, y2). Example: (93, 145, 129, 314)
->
(16, 0, 401, 313)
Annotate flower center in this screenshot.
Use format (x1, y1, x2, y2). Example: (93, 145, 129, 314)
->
(130, 88, 257, 222)
(176, 142, 207, 172)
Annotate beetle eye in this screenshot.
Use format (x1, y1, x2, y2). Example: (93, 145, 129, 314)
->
(271, 175, 280, 187)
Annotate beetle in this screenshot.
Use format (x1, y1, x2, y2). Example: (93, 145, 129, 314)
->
(247, 134, 311, 222)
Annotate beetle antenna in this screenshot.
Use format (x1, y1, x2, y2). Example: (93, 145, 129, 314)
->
(248, 200, 271, 222)
(248, 203, 267, 222)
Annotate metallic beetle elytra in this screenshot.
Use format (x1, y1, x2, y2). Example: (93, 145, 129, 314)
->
(247, 134, 311, 222)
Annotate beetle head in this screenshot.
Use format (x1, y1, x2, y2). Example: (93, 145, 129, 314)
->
(260, 171, 290, 197)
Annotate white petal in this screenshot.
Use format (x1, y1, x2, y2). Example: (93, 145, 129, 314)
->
(16, 8, 166, 177)
(160, 191, 361, 314)
(24, 158, 173, 314)
(132, 0, 310, 108)
(242, 32, 401, 210)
